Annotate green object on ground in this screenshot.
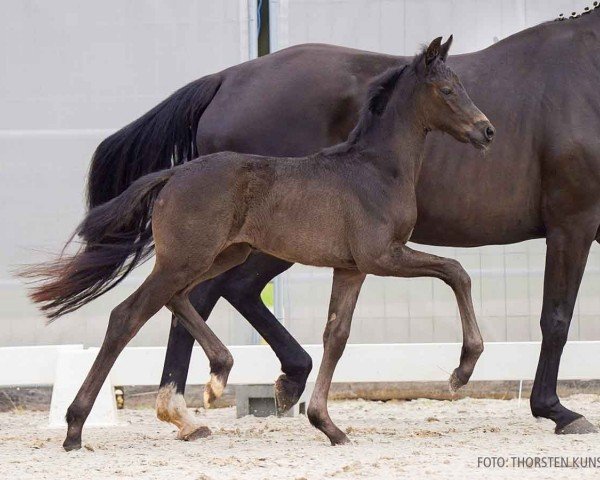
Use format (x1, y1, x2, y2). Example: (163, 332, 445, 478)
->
(260, 282, 274, 310)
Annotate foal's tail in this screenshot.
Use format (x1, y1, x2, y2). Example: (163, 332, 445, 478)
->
(21, 169, 176, 321)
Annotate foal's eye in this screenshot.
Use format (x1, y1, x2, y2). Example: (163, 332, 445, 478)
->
(440, 87, 453, 95)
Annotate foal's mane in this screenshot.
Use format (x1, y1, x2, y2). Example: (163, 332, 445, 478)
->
(343, 49, 430, 147)
(343, 64, 407, 146)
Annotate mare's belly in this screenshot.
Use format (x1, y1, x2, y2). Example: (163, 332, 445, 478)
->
(411, 134, 544, 247)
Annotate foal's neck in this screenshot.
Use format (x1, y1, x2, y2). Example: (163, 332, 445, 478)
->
(353, 82, 427, 174)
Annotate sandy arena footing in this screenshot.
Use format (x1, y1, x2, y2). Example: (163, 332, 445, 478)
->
(0, 395, 598, 479)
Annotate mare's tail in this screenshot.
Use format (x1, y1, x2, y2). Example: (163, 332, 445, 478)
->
(87, 74, 220, 208)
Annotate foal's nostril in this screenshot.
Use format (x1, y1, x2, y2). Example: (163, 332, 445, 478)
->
(484, 125, 495, 141)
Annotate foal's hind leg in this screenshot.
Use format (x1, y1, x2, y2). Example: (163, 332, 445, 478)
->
(307, 269, 365, 445)
(363, 244, 484, 391)
(157, 278, 223, 441)
(63, 268, 182, 451)
(156, 244, 251, 440)
(166, 244, 251, 411)
(166, 295, 234, 412)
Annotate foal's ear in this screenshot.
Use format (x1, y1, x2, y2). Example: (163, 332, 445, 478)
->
(439, 35, 453, 62)
(425, 37, 443, 67)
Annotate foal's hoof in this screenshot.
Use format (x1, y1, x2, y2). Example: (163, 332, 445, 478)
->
(448, 369, 467, 392)
(177, 425, 212, 441)
(203, 373, 225, 409)
(330, 433, 352, 446)
(555, 417, 598, 435)
(274, 374, 305, 414)
(63, 439, 82, 452)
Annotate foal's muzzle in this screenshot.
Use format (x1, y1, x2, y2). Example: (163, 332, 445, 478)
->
(468, 120, 495, 150)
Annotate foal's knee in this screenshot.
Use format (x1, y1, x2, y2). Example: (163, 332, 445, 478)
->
(444, 259, 471, 290)
(323, 313, 351, 343)
(321, 313, 351, 362)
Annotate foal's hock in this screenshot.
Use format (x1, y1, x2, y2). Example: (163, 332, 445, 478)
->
(25, 36, 493, 449)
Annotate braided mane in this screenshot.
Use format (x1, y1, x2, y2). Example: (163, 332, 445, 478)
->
(555, 2, 599, 21)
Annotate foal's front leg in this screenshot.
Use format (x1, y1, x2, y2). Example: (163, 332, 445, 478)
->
(365, 243, 484, 390)
(307, 268, 365, 445)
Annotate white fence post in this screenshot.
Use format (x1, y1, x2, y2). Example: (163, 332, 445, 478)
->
(48, 348, 117, 427)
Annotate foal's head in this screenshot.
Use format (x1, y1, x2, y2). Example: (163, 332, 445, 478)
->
(412, 36, 495, 150)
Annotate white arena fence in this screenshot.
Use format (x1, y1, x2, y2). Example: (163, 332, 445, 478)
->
(2, 342, 599, 426)
(2, 342, 599, 387)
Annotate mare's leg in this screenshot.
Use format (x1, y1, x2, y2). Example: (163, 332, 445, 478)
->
(363, 244, 484, 390)
(307, 268, 365, 445)
(64, 268, 182, 451)
(530, 225, 598, 434)
(221, 252, 312, 413)
(158, 252, 312, 430)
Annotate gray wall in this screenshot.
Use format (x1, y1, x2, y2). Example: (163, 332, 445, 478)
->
(0, 0, 255, 346)
(271, 0, 589, 55)
(1, 0, 597, 347)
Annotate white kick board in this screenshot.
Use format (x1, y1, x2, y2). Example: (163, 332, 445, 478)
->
(48, 348, 118, 427)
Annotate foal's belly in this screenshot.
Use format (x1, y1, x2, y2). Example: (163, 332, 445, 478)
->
(242, 221, 357, 269)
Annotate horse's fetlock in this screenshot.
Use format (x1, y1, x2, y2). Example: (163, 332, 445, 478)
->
(212, 351, 234, 375)
(223, 351, 234, 371)
(292, 353, 313, 378)
(307, 404, 325, 428)
(530, 391, 563, 419)
(65, 403, 85, 425)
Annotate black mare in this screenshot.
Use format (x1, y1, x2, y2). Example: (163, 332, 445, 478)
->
(88, 10, 600, 436)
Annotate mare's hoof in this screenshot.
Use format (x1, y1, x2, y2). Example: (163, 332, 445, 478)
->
(555, 417, 598, 435)
(178, 425, 212, 441)
(449, 369, 466, 392)
(63, 439, 82, 452)
(274, 374, 305, 414)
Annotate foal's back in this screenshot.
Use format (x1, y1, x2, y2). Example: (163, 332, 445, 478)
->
(153, 150, 383, 269)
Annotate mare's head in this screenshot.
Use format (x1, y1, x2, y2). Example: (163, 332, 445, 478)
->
(413, 36, 495, 150)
